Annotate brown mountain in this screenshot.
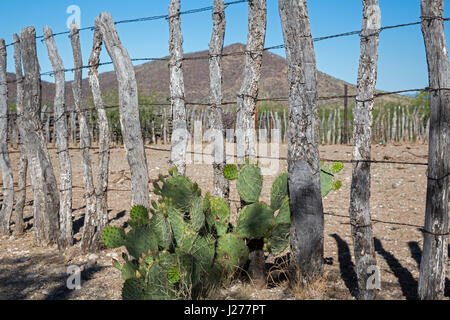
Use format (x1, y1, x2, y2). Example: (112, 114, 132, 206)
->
(7, 43, 410, 108)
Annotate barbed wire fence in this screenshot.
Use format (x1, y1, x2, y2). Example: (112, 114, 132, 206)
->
(0, 0, 448, 268)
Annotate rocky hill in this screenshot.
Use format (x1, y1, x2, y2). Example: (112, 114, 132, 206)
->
(7, 43, 410, 108)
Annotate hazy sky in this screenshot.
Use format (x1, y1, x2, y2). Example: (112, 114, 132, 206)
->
(1, 0, 449, 92)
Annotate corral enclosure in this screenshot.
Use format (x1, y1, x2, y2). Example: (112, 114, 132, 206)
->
(0, 0, 448, 301)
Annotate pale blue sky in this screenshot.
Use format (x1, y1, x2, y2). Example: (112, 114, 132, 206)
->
(1, 0, 449, 92)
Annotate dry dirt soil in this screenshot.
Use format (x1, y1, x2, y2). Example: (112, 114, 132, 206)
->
(0, 142, 448, 300)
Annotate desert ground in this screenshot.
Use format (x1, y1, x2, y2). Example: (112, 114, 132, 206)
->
(0, 142, 448, 300)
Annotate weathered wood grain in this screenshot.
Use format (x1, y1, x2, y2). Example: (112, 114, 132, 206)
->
(96, 12, 150, 209)
(279, 0, 324, 282)
(70, 24, 97, 252)
(236, 0, 266, 162)
(21, 27, 60, 246)
(12, 34, 27, 235)
(0, 39, 14, 235)
(209, 0, 229, 199)
(349, 0, 381, 300)
(418, 0, 449, 300)
(44, 26, 74, 248)
(88, 27, 110, 242)
(168, 0, 188, 175)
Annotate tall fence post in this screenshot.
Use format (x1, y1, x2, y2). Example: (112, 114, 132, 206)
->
(168, 0, 188, 175)
(209, 0, 229, 200)
(88, 26, 110, 243)
(12, 33, 27, 235)
(21, 26, 60, 246)
(0, 39, 14, 235)
(236, 0, 267, 287)
(349, 0, 381, 300)
(418, 0, 449, 300)
(44, 26, 74, 248)
(70, 24, 98, 252)
(97, 12, 150, 209)
(236, 0, 267, 163)
(279, 0, 324, 283)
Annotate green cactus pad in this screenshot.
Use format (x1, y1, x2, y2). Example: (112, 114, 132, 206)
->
(270, 173, 288, 211)
(276, 196, 290, 225)
(167, 207, 187, 245)
(125, 226, 159, 259)
(122, 278, 148, 300)
(190, 196, 205, 232)
(160, 175, 197, 212)
(237, 165, 263, 203)
(333, 180, 342, 191)
(149, 211, 173, 250)
(101, 226, 126, 248)
(236, 202, 276, 239)
(191, 235, 216, 272)
(216, 233, 249, 273)
(269, 222, 290, 256)
(331, 162, 344, 174)
(129, 205, 150, 228)
(179, 225, 199, 254)
(120, 260, 139, 281)
(209, 197, 231, 236)
(223, 164, 238, 180)
(321, 165, 335, 198)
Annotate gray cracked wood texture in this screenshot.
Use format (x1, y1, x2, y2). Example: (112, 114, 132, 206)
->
(20, 27, 60, 246)
(279, 0, 324, 283)
(88, 27, 110, 243)
(418, 0, 449, 300)
(70, 24, 98, 252)
(209, 0, 229, 199)
(0, 39, 14, 235)
(168, 0, 188, 175)
(44, 26, 74, 249)
(236, 0, 266, 162)
(12, 34, 27, 235)
(96, 12, 150, 210)
(349, 0, 381, 300)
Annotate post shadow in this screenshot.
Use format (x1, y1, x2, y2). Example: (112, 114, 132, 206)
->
(331, 234, 358, 298)
(374, 238, 418, 300)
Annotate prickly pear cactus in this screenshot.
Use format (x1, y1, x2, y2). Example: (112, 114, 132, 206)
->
(268, 196, 291, 256)
(102, 226, 126, 248)
(215, 233, 249, 273)
(236, 202, 275, 239)
(206, 197, 231, 237)
(125, 226, 159, 260)
(321, 161, 343, 198)
(154, 173, 199, 213)
(223, 164, 238, 181)
(270, 173, 288, 211)
(129, 205, 150, 228)
(237, 165, 263, 204)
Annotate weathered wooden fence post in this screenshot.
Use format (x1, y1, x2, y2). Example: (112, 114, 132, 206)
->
(418, 0, 449, 300)
(12, 34, 27, 235)
(21, 26, 60, 245)
(44, 26, 74, 248)
(88, 27, 110, 243)
(279, 0, 324, 283)
(349, 0, 380, 300)
(0, 39, 14, 235)
(70, 24, 97, 252)
(209, 0, 229, 199)
(236, 0, 266, 162)
(168, 0, 188, 175)
(235, 0, 267, 287)
(97, 12, 150, 209)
